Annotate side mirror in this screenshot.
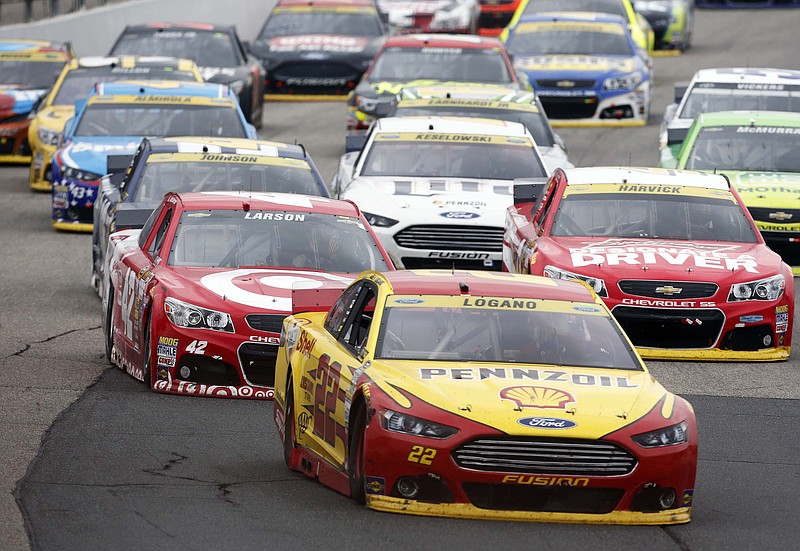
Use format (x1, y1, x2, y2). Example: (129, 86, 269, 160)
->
(512, 178, 547, 206)
(667, 126, 689, 146)
(345, 132, 368, 154)
(674, 82, 689, 103)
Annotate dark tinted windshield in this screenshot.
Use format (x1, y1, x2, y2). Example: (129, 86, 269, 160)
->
(507, 24, 633, 57)
(75, 104, 246, 138)
(111, 30, 241, 67)
(53, 67, 199, 105)
(0, 60, 64, 88)
(259, 12, 383, 38)
(523, 0, 627, 18)
(685, 125, 800, 173)
(169, 209, 389, 272)
(369, 48, 511, 83)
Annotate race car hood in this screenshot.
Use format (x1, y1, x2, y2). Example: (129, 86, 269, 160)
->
(34, 104, 74, 132)
(538, 236, 783, 281)
(0, 87, 48, 117)
(343, 175, 513, 225)
(59, 137, 142, 175)
(513, 55, 637, 77)
(368, 360, 665, 439)
(159, 267, 354, 313)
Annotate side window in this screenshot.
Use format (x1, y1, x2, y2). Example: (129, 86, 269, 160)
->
(137, 204, 165, 250)
(338, 283, 378, 354)
(324, 283, 363, 339)
(147, 207, 173, 260)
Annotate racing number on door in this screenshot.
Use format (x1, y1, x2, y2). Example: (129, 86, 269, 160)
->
(408, 446, 437, 465)
(313, 354, 346, 447)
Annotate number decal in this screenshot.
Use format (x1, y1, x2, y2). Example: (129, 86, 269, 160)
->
(186, 340, 207, 354)
(407, 446, 437, 466)
(312, 354, 346, 447)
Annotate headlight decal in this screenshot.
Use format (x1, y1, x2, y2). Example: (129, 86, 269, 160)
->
(631, 421, 689, 448)
(543, 265, 608, 297)
(164, 297, 234, 332)
(728, 274, 785, 302)
(380, 409, 458, 439)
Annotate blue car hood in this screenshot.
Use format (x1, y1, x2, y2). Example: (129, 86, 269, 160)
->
(513, 55, 641, 79)
(0, 87, 48, 116)
(60, 137, 142, 175)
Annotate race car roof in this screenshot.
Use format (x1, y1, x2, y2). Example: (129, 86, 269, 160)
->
(691, 110, 800, 129)
(563, 167, 730, 190)
(381, 34, 505, 50)
(146, 137, 310, 159)
(65, 56, 200, 72)
(689, 67, 800, 85)
(375, 115, 531, 137)
(93, 80, 229, 97)
(169, 192, 355, 215)
(378, 270, 598, 303)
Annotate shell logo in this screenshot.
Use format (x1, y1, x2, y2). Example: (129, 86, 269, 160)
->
(499, 386, 575, 410)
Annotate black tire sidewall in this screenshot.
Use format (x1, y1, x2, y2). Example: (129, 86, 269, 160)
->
(348, 405, 367, 505)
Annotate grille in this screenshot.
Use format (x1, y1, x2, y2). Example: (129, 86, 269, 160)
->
(613, 306, 724, 349)
(452, 437, 637, 476)
(463, 483, 624, 514)
(539, 96, 598, 119)
(273, 61, 361, 80)
(618, 280, 718, 299)
(536, 79, 596, 89)
(0, 139, 15, 155)
(246, 314, 286, 333)
(238, 342, 278, 388)
(394, 225, 503, 251)
(747, 207, 800, 227)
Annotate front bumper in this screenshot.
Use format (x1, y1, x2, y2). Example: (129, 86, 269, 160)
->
(538, 86, 649, 127)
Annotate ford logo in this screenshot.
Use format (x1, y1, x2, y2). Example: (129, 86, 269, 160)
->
(518, 417, 577, 429)
(441, 211, 480, 219)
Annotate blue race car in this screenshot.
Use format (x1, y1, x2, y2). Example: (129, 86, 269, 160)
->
(503, 11, 652, 126)
(51, 80, 257, 232)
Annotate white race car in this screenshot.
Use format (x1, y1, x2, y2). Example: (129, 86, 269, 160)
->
(377, 0, 480, 34)
(659, 67, 800, 166)
(333, 116, 548, 269)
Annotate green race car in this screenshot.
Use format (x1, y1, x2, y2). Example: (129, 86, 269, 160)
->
(663, 110, 800, 273)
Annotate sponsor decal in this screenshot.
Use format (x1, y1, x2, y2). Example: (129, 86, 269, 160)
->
(623, 298, 715, 308)
(157, 336, 178, 357)
(503, 475, 589, 486)
(776, 305, 789, 333)
(297, 411, 311, 433)
(736, 126, 800, 135)
(433, 199, 487, 207)
(285, 77, 347, 86)
(655, 285, 682, 296)
(428, 252, 490, 259)
(681, 490, 694, 506)
(296, 330, 316, 358)
(440, 211, 480, 219)
(518, 416, 577, 429)
(300, 376, 314, 392)
(365, 476, 386, 495)
(573, 305, 599, 312)
(462, 297, 537, 309)
(500, 386, 575, 409)
(249, 335, 281, 344)
(739, 315, 764, 323)
(157, 367, 169, 381)
(768, 212, 793, 221)
(243, 212, 306, 221)
(157, 355, 176, 367)
(420, 368, 639, 388)
(395, 298, 424, 304)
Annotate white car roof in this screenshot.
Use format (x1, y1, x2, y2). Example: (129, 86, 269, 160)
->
(690, 67, 800, 85)
(564, 167, 730, 190)
(374, 116, 532, 138)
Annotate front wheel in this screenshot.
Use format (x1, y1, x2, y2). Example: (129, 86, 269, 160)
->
(348, 404, 367, 505)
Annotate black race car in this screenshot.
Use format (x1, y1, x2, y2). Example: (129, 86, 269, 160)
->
(108, 23, 265, 128)
(250, 0, 388, 97)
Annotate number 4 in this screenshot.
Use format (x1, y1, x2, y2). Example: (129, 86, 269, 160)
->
(186, 340, 207, 354)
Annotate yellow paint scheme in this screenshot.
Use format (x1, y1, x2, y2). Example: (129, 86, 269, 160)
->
(52, 221, 93, 232)
(147, 152, 309, 168)
(638, 346, 790, 362)
(368, 496, 691, 525)
(86, 94, 234, 106)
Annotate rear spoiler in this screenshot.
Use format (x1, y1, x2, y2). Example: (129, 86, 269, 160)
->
(666, 126, 690, 146)
(291, 281, 350, 315)
(512, 178, 548, 206)
(114, 202, 159, 232)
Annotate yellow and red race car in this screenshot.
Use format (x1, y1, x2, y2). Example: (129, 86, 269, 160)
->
(274, 269, 697, 524)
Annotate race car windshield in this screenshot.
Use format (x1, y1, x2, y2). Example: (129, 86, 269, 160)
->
(369, 48, 511, 83)
(111, 30, 240, 68)
(551, 192, 758, 243)
(52, 68, 199, 105)
(679, 86, 800, 120)
(259, 12, 384, 38)
(361, 138, 546, 179)
(507, 28, 633, 57)
(0, 60, 64, 88)
(376, 302, 642, 369)
(74, 104, 246, 138)
(522, 0, 627, 18)
(169, 210, 390, 272)
(133, 160, 321, 201)
(685, 126, 800, 173)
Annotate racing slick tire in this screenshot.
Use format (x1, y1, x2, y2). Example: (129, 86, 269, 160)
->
(142, 318, 153, 389)
(348, 403, 367, 505)
(283, 374, 296, 467)
(104, 287, 115, 363)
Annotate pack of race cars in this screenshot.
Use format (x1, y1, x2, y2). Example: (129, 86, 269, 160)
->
(4, 0, 800, 528)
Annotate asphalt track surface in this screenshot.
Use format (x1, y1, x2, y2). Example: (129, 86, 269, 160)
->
(2, 8, 800, 551)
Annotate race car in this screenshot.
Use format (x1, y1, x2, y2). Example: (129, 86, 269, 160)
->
(274, 269, 698, 523)
(333, 116, 548, 270)
(664, 110, 800, 274)
(51, 80, 256, 232)
(634, 1, 694, 52)
(504, 12, 652, 126)
(503, 167, 793, 361)
(108, 23, 265, 128)
(101, 191, 393, 399)
(28, 56, 203, 191)
(92, 136, 329, 291)
(501, 0, 655, 52)
(659, 67, 800, 167)
(346, 34, 529, 130)
(0, 39, 72, 164)
(388, 85, 572, 172)
(376, 0, 480, 34)
(476, 0, 523, 37)
(695, 0, 800, 7)
(250, 0, 388, 98)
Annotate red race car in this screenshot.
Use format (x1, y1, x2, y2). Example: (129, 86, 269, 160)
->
(503, 167, 794, 361)
(101, 191, 393, 399)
